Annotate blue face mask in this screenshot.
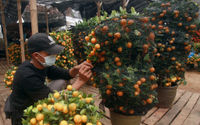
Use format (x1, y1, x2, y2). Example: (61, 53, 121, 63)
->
(37, 53, 56, 67)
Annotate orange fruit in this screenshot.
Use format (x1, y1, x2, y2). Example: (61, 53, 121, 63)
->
(149, 67, 155, 72)
(74, 115, 82, 123)
(81, 115, 88, 123)
(108, 33, 113, 37)
(149, 75, 156, 81)
(105, 41, 109, 45)
(117, 91, 123, 96)
(158, 20, 163, 25)
(67, 85, 73, 91)
(140, 78, 146, 83)
(158, 25, 163, 30)
(102, 25, 109, 32)
(116, 62, 122, 66)
(178, 23, 182, 27)
(59, 120, 68, 125)
(72, 91, 79, 97)
(114, 57, 120, 62)
(86, 59, 91, 63)
(36, 113, 44, 121)
(114, 32, 121, 39)
(120, 19, 127, 26)
(106, 85, 112, 89)
(133, 84, 139, 89)
(171, 57, 176, 61)
(136, 81, 142, 85)
(54, 92, 60, 99)
(106, 89, 111, 95)
(118, 47, 123, 53)
(128, 20, 134, 25)
(174, 10, 179, 14)
(118, 83, 124, 87)
(96, 121, 102, 125)
(119, 106, 124, 111)
(141, 17, 149, 23)
(151, 25, 156, 29)
(91, 38, 97, 44)
(63, 105, 68, 114)
(146, 98, 153, 104)
(36, 104, 43, 111)
(190, 24, 196, 29)
(30, 118, 37, 125)
(85, 36, 90, 42)
(129, 109, 134, 115)
(126, 42, 132, 48)
(68, 103, 76, 111)
(91, 31, 95, 36)
(95, 44, 101, 49)
(134, 91, 140, 96)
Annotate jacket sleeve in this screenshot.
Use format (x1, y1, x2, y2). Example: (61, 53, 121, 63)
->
(22, 75, 52, 102)
(46, 66, 72, 80)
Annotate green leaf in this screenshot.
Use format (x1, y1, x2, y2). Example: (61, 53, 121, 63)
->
(80, 109, 86, 115)
(144, 54, 150, 62)
(32, 108, 38, 113)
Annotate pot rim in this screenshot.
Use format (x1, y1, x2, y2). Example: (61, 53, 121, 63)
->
(158, 85, 178, 89)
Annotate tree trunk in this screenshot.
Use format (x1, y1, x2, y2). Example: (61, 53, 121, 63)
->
(30, 0, 38, 34)
(0, 0, 9, 64)
(17, 0, 25, 62)
(122, 0, 129, 9)
(45, 7, 49, 34)
(96, 1, 102, 21)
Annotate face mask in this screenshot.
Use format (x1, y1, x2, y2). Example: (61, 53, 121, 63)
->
(37, 53, 56, 67)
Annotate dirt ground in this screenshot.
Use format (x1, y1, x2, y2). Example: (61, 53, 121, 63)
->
(179, 71, 200, 93)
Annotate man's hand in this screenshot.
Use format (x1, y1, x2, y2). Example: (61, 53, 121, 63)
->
(72, 66, 93, 90)
(69, 61, 93, 77)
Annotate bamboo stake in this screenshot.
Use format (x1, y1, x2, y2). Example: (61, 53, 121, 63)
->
(122, 0, 129, 9)
(0, 0, 9, 64)
(17, 0, 25, 62)
(45, 7, 49, 34)
(30, 0, 38, 34)
(96, 1, 102, 21)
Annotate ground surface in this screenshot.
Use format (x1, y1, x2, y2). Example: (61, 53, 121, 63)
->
(179, 71, 200, 93)
(0, 59, 200, 125)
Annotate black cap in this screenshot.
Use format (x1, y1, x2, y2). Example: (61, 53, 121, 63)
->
(28, 33, 64, 55)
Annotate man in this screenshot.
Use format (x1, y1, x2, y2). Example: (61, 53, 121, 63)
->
(8, 33, 93, 125)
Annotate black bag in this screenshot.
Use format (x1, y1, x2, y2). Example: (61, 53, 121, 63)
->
(4, 95, 12, 119)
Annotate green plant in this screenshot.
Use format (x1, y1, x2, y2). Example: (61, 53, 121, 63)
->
(145, 0, 199, 87)
(8, 43, 30, 66)
(50, 32, 77, 69)
(4, 66, 18, 89)
(84, 15, 158, 115)
(22, 85, 103, 125)
(71, 7, 139, 64)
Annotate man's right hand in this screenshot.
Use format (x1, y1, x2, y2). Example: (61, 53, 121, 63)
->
(72, 65, 93, 90)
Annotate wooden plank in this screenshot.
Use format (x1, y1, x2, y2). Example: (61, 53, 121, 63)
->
(173, 89, 185, 104)
(143, 89, 185, 125)
(171, 93, 200, 125)
(101, 107, 112, 125)
(156, 92, 192, 125)
(183, 96, 200, 125)
(144, 108, 168, 125)
(142, 107, 158, 122)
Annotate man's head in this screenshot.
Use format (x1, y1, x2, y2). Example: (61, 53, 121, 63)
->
(28, 33, 64, 68)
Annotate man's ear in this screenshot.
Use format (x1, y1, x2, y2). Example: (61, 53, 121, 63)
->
(32, 52, 45, 63)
